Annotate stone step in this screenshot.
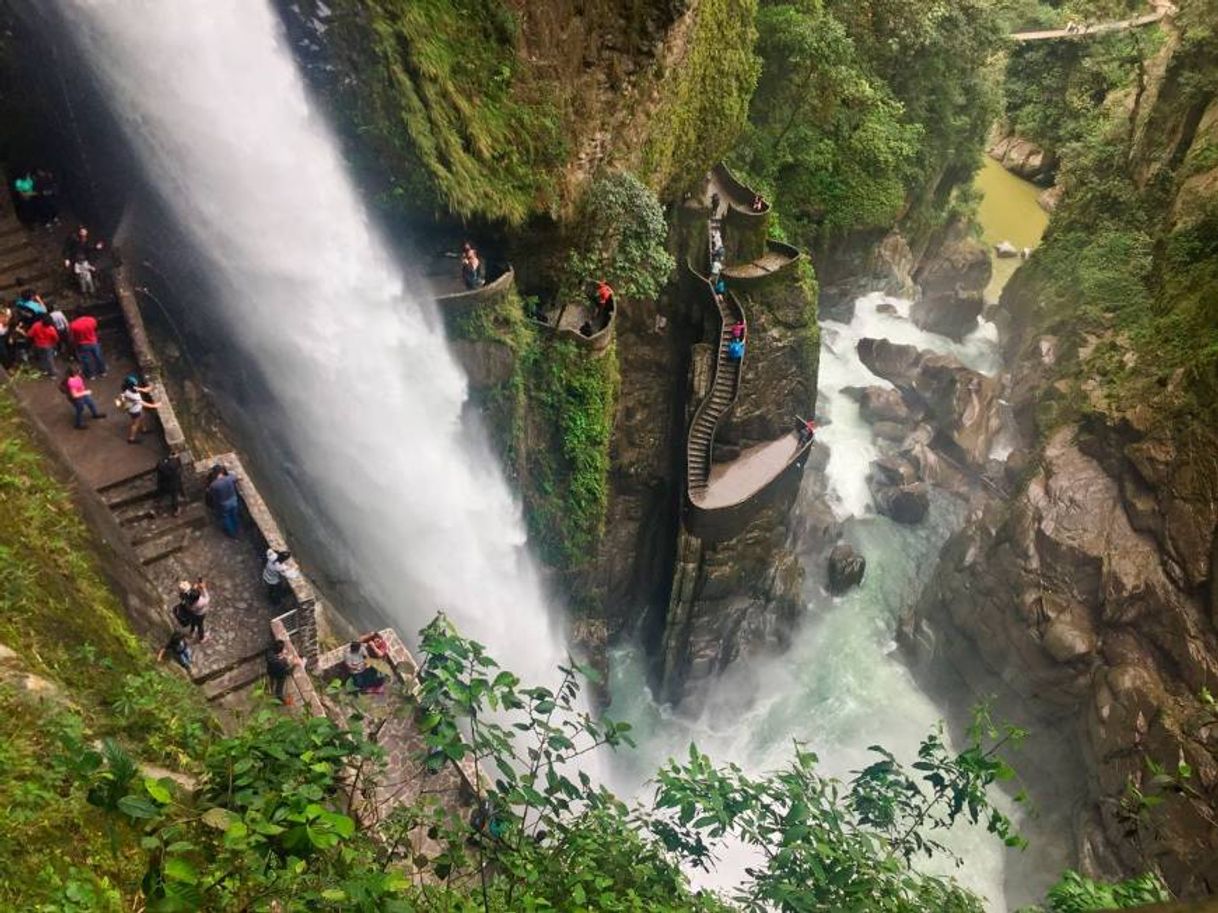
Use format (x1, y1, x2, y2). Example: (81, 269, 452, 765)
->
(199, 652, 270, 701)
(127, 502, 208, 546)
(100, 469, 159, 509)
(0, 247, 40, 276)
(137, 528, 194, 566)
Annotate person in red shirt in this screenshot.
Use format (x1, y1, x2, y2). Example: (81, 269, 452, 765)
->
(69, 308, 107, 378)
(26, 315, 59, 377)
(796, 416, 817, 445)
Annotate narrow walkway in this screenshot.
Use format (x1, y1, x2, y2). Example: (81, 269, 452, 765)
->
(685, 169, 809, 518)
(0, 193, 281, 711)
(1010, 2, 1170, 41)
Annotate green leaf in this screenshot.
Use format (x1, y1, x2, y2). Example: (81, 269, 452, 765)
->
(163, 857, 198, 884)
(201, 807, 237, 831)
(117, 795, 161, 819)
(144, 777, 173, 804)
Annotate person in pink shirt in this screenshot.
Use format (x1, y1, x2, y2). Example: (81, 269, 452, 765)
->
(62, 366, 105, 429)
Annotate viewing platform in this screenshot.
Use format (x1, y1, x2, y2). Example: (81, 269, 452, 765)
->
(684, 167, 813, 542)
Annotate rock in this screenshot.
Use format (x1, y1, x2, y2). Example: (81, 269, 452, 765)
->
(874, 482, 930, 524)
(875, 302, 900, 316)
(1043, 615, 1098, 663)
(873, 231, 916, 299)
(857, 339, 1001, 466)
(995, 241, 1019, 258)
(871, 455, 919, 486)
(871, 421, 908, 443)
(858, 387, 917, 424)
(450, 340, 516, 389)
(912, 235, 991, 340)
(1039, 184, 1064, 212)
(827, 543, 866, 594)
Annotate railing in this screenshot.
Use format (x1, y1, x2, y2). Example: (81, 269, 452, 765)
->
(434, 265, 515, 307)
(711, 163, 770, 216)
(551, 299, 617, 353)
(685, 260, 746, 493)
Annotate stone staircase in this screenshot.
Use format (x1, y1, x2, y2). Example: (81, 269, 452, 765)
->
(686, 275, 745, 493)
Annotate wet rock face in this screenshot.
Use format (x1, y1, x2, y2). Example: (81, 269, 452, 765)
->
(871, 480, 930, 524)
(910, 236, 991, 340)
(856, 338, 1000, 467)
(988, 132, 1058, 184)
(827, 543, 865, 593)
(907, 427, 1218, 893)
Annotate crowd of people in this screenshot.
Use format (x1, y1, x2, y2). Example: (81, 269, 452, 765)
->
(708, 200, 746, 362)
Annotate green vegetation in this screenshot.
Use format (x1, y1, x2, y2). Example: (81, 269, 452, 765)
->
(521, 339, 619, 571)
(1002, 14, 1164, 157)
(641, 0, 761, 198)
(16, 610, 1064, 913)
(1018, 870, 1171, 912)
(0, 390, 215, 909)
(734, 0, 1004, 248)
(565, 172, 676, 301)
(1003, 0, 1218, 429)
(315, 0, 564, 222)
(0, 400, 1177, 910)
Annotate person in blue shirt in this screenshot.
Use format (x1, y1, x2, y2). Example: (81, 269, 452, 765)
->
(205, 464, 241, 538)
(727, 339, 745, 361)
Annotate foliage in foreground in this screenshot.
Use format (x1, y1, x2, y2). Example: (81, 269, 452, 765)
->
(19, 613, 1042, 912)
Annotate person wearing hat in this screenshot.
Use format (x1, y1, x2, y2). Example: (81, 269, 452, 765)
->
(176, 577, 211, 643)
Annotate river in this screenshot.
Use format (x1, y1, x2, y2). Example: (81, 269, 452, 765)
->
(976, 156, 1051, 301)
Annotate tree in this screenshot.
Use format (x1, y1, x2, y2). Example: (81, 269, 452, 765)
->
(565, 172, 676, 301)
(50, 614, 1174, 913)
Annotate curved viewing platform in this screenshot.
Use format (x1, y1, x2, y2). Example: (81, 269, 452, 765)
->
(710, 162, 770, 217)
(722, 239, 802, 283)
(433, 265, 515, 307)
(544, 295, 616, 354)
(684, 168, 813, 541)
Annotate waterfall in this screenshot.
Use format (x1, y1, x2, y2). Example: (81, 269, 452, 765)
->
(56, 0, 564, 681)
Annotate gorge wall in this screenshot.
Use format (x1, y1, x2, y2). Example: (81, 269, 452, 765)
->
(905, 2, 1218, 895)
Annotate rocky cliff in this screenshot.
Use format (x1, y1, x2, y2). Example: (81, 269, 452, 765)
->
(904, 2, 1218, 894)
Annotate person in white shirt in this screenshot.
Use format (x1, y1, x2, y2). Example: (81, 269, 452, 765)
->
(262, 548, 299, 607)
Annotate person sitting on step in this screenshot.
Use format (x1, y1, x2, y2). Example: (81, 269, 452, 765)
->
(341, 640, 387, 694)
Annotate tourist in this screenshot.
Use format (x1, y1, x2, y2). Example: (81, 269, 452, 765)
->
(709, 192, 721, 217)
(751, 193, 766, 212)
(342, 641, 387, 693)
(461, 243, 485, 290)
(12, 171, 36, 224)
(595, 279, 615, 318)
(0, 303, 11, 369)
(69, 308, 107, 378)
(48, 308, 71, 358)
(262, 548, 299, 607)
(63, 366, 105, 429)
(714, 275, 728, 298)
(727, 338, 745, 362)
(157, 630, 193, 671)
(62, 226, 104, 273)
(710, 259, 723, 280)
(14, 288, 47, 324)
(206, 464, 241, 537)
(27, 315, 59, 377)
(730, 319, 744, 341)
(155, 452, 185, 516)
(73, 254, 97, 296)
(265, 639, 300, 702)
(120, 375, 160, 444)
(710, 226, 723, 251)
(796, 416, 817, 445)
(177, 578, 210, 643)
(33, 168, 59, 225)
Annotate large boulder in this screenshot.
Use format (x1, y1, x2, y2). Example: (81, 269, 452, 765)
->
(857, 338, 1000, 467)
(858, 386, 919, 425)
(873, 481, 930, 524)
(912, 236, 991, 340)
(827, 543, 866, 594)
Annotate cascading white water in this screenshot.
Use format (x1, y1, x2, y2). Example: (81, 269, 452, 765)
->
(608, 295, 1061, 911)
(59, 0, 565, 682)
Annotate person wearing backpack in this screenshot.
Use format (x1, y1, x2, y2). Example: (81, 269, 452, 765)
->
(62, 367, 105, 429)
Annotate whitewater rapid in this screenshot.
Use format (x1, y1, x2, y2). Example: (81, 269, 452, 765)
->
(608, 294, 1052, 910)
(57, 0, 565, 682)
